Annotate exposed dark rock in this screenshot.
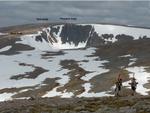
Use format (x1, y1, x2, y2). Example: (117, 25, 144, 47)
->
(35, 35, 43, 42)
(41, 31, 48, 42)
(102, 34, 114, 40)
(50, 26, 60, 35)
(12, 77, 60, 98)
(87, 32, 105, 47)
(57, 60, 89, 96)
(10, 63, 48, 80)
(0, 43, 35, 55)
(60, 24, 92, 46)
(115, 34, 134, 42)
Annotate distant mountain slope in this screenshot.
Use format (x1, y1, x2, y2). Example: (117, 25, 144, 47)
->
(16, 23, 150, 51)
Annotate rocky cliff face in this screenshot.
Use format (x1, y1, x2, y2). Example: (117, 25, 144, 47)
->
(59, 24, 92, 46)
(33, 23, 150, 50)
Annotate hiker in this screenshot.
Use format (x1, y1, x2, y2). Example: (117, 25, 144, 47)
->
(115, 74, 122, 96)
(129, 76, 138, 96)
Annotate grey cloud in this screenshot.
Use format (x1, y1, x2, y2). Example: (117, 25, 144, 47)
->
(0, 1, 150, 27)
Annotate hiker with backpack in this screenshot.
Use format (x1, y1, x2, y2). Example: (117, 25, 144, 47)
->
(129, 75, 138, 96)
(115, 74, 123, 96)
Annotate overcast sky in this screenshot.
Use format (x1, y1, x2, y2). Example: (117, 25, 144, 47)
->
(0, 1, 150, 27)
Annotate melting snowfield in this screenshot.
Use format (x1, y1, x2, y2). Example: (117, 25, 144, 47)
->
(0, 38, 110, 101)
(123, 66, 150, 95)
(119, 54, 150, 95)
(0, 46, 12, 52)
(77, 83, 112, 97)
(0, 32, 8, 36)
(92, 24, 150, 41)
(0, 45, 150, 101)
(1, 23, 150, 101)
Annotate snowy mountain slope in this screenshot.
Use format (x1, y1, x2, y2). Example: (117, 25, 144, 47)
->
(1, 23, 150, 101)
(16, 23, 150, 51)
